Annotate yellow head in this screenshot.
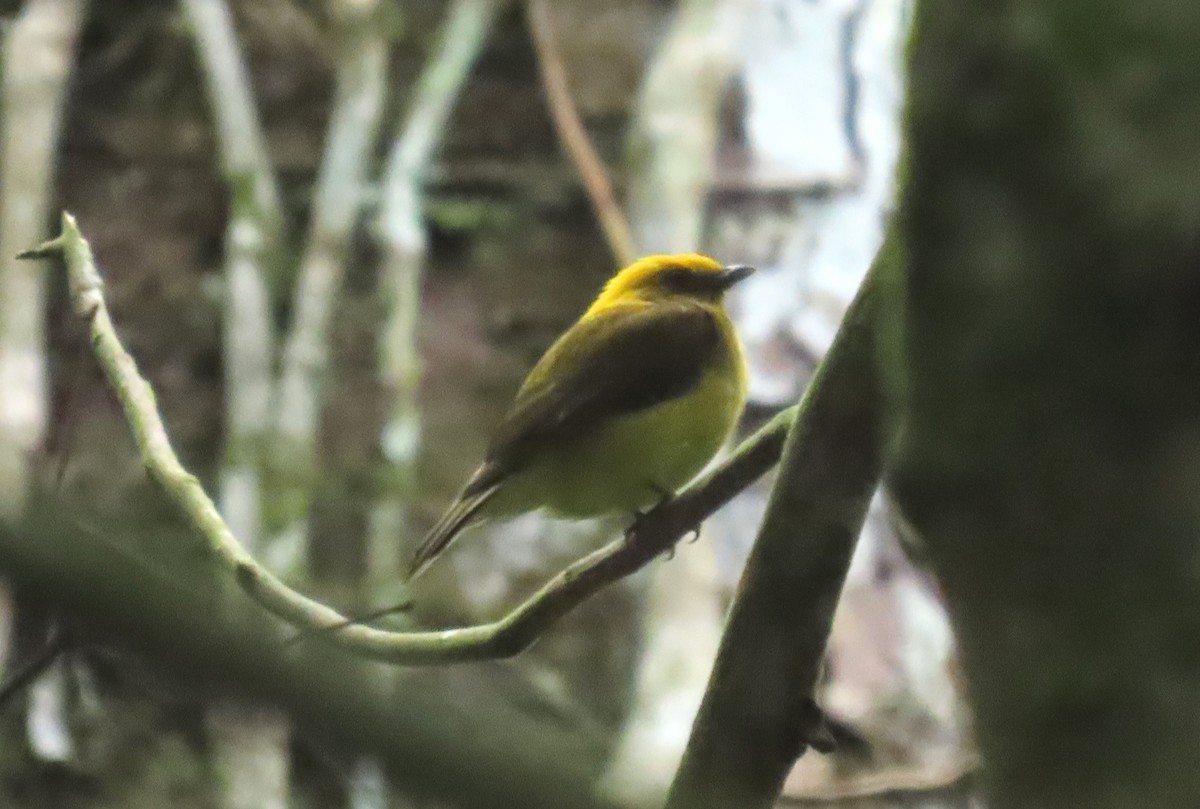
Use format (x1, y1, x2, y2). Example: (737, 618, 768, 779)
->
(585, 253, 755, 316)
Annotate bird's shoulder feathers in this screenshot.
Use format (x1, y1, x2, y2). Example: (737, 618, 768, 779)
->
(462, 300, 726, 496)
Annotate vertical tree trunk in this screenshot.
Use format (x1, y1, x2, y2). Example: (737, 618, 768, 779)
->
(624, 0, 746, 255)
(181, 2, 291, 807)
(0, 0, 87, 764)
(370, 0, 500, 581)
(0, 0, 85, 519)
(896, 2, 1200, 807)
(206, 703, 290, 809)
(299, 3, 392, 802)
(275, 0, 388, 543)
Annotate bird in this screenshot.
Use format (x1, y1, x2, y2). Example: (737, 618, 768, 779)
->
(409, 253, 754, 580)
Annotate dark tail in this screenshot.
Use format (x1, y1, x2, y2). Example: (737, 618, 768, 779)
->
(408, 485, 498, 580)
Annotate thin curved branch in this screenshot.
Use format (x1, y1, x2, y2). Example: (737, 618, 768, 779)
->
(525, 0, 637, 266)
(19, 213, 791, 665)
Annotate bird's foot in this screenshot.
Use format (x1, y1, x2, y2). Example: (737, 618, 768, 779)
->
(622, 482, 703, 561)
(661, 525, 703, 559)
(623, 482, 674, 546)
(623, 506, 664, 546)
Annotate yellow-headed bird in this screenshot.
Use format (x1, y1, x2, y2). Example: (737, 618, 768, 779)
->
(409, 253, 753, 579)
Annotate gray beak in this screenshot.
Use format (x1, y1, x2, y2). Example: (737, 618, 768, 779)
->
(717, 264, 756, 289)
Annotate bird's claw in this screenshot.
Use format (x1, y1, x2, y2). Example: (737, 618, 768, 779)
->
(623, 510, 648, 545)
(624, 482, 673, 544)
(659, 527, 700, 562)
(625, 483, 703, 562)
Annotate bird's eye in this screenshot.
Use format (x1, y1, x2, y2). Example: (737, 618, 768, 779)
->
(657, 266, 693, 291)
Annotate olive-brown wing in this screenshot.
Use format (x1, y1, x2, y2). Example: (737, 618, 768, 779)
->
(462, 302, 721, 497)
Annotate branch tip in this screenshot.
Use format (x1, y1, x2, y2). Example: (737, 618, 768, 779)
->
(15, 236, 65, 261)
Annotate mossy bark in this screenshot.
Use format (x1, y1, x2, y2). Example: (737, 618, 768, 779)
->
(896, 2, 1200, 807)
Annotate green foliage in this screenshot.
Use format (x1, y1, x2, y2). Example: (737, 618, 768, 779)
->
(425, 196, 517, 234)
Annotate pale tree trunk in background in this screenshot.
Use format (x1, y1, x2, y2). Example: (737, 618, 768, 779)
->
(600, 526, 727, 808)
(275, 0, 388, 556)
(181, 1, 290, 807)
(292, 1, 391, 801)
(624, 0, 745, 255)
(0, 0, 86, 764)
(370, 0, 500, 586)
(206, 702, 290, 809)
(182, 0, 282, 241)
(188, 3, 499, 806)
(347, 757, 396, 809)
(734, 0, 877, 402)
(600, 1, 748, 805)
(617, 0, 956, 804)
(206, 213, 291, 809)
(710, 0, 969, 802)
(729, 0, 969, 802)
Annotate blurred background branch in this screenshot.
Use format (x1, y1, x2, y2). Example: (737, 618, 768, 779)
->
(182, 0, 283, 247)
(181, 1, 292, 807)
(0, 511, 613, 809)
(526, 0, 635, 267)
(275, 0, 389, 550)
(370, 0, 502, 613)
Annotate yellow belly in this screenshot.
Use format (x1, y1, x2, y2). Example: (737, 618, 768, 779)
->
(485, 358, 746, 519)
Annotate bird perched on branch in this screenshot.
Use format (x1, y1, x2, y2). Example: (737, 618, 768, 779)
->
(409, 253, 754, 579)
